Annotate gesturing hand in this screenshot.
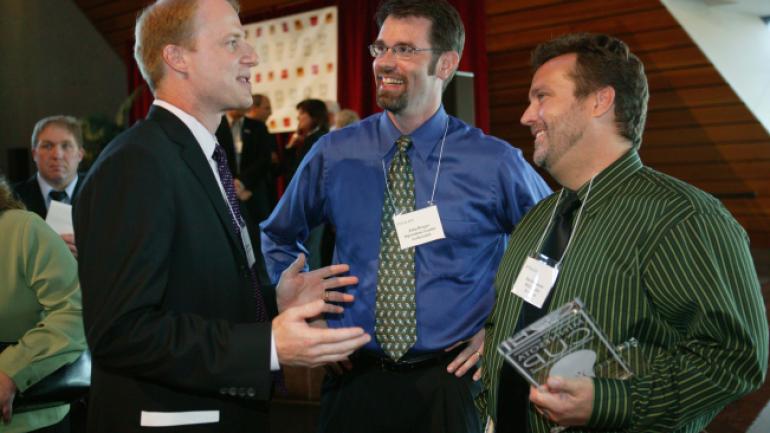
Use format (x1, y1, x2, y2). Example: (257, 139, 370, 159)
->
(276, 254, 358, 313)
(0, 370, 16, 425)
(273, 300, 371, 367)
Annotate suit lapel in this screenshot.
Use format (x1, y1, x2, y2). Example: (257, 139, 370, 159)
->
(148, 106, 247, 265)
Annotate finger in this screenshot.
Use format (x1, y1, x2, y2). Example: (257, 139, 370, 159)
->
(311, 333, 371, 357)
(323, 276, 359, 291)
(319, 263, 350, 278)
(446, 345, 479, 374)
(288, 299, 329, 319)
(283, 254, 306, 277)
(310, 327, 371, 346)
(545, 376, 572, 393)
(473, 367, 483, 381)
(323, 290, 354, 304)
(320, 303, 344, 315)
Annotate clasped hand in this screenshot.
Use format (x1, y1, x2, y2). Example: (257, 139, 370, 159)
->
(529, 376, 594, 427)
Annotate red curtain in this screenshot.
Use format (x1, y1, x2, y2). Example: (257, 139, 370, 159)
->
(126, 0, 488, 131)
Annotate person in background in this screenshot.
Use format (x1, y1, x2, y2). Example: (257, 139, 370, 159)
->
(0, 176, 86, 433)
(480, 32, 768, 433)
(13, 115, 83, 257)
(324, 100, 340, 130)
(334, 108, 360, 129)
(283, 99, 332, 270)
(261, 1, 551, 431)
(284, 98, 330, 184)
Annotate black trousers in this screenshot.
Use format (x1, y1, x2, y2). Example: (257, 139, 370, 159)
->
(317, 353, 482, 433)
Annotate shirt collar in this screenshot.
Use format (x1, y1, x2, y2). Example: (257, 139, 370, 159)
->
(37, 172, 78, 203)
(573, 149, 643, 215)
(153, 99, 219, 160)
(377, 106, 449, 161)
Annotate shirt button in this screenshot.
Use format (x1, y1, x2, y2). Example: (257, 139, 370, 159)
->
(228, 387, 237, 396)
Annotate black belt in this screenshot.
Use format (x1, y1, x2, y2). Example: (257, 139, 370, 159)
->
(352, 344, 466, 373)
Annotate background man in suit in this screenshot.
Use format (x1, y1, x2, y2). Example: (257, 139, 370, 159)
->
(238, 93, 278, 222)
(74, 0, 370, 431)
(14, 115, 83, 256)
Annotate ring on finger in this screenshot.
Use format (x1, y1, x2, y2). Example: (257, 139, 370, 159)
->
(323, 291, 330, 302)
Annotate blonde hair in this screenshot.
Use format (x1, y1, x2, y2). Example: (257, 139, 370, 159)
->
(134, 0, 240, 92)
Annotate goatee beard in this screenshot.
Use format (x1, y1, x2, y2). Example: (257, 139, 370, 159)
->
(376, 90, 408, 114)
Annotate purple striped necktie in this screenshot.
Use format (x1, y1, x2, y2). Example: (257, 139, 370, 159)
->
(212, 144, 268, 322)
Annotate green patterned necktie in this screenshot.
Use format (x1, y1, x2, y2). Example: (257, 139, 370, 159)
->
(375, 135, 417, 360)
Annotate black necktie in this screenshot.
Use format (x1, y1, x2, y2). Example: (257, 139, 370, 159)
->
(49, 190, 68, 203)
(497, 190, 581, 433)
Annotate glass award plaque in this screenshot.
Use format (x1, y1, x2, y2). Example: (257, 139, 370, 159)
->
(497, 298, 635, 387)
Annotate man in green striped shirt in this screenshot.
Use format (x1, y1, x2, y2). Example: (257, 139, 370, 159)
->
(480, 33, 768, 433)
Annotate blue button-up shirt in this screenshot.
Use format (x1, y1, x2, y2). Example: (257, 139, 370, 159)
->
(261, 107, 550, 354)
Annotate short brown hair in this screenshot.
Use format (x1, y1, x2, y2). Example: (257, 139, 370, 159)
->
(134, 0, 240, 92)
(31, 115, 83, 150)
(0, 177, 25, 212)
(532, 33, 649, 149)
(375, 0, 465, 78)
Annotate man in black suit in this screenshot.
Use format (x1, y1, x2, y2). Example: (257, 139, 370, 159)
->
(14, 115, 83, 256)
(239, 94, 278, 222)
(73, 0, 370, 432)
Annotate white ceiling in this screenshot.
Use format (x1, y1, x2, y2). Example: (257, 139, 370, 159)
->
(704, 0, 770, 17)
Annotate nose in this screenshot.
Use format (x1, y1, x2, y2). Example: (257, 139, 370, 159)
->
(520, 101, 537, 126)
(243, 42, 258, 68)
(51, 144, 65, 158)
(373, 48, 397, 71)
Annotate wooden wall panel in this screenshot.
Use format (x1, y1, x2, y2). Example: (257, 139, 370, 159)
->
(485, 0, 770, 247)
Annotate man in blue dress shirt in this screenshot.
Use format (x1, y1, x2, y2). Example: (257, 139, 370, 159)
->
(261, 0, 550, 431)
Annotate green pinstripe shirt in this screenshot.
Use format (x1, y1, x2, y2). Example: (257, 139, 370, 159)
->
(481, 150, 768, 433)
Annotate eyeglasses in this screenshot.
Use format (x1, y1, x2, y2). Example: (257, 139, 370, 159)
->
(368, 43, 439, 59)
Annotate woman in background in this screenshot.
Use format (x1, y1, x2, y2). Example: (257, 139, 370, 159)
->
(283, 98, 330, 184)
(0, 177, 86, 433)
(282, 99, 332, 270)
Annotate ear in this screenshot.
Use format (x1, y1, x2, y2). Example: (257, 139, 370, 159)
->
(592, 86, 615, 118)
(161, 44, 189, 75)
(436, 51, 460, 81)
(76, 146, 85, 162)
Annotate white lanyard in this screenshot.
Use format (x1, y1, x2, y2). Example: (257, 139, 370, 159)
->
(381, 119, 450, 214)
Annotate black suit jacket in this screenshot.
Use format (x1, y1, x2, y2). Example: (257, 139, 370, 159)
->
(13, 174, 82, 219)
(74, 106, 277, 433)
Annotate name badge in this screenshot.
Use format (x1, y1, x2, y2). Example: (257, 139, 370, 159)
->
(511, 256, 559, 308)
(240, 223, 256, 268)
(393, 205, 446, 249)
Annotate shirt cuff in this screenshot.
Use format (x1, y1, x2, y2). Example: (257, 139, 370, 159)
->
(587, 378, 632, 429)
(270, 331, 279, 371)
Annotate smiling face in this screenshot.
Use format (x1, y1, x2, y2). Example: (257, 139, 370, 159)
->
(520, 53, 593, 174)
(183, 0, 257, 115)
(33, 124, 83, 189)
(372, 16, 444, 119)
